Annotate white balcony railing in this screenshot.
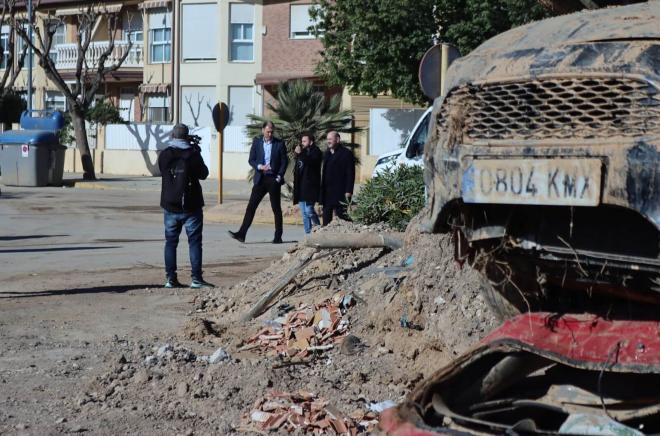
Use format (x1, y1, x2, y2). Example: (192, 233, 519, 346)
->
(54, 40, 143, 70)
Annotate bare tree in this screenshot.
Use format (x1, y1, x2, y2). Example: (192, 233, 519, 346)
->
(0, 0, 29, 130)
(12, 1, 133, 180)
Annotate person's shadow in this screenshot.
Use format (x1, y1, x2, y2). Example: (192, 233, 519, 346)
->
(0, 284, 157, 299)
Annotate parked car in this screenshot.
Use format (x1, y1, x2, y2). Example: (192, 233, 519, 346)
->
(372, 107, 432, 177)
(372, 149, 403, 177)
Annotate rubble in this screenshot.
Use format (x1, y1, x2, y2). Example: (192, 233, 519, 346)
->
(240, 390, 379, 434)
(208, 347, 230, 364)
(65, 219, 497, 434)
(241, 293, 352, 360)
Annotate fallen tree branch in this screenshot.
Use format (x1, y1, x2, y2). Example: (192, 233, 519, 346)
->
(303, 232, 404, 250)
(241, 250, 334, 322)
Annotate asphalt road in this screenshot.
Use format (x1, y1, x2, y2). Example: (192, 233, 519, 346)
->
(0, 185, 303, 285)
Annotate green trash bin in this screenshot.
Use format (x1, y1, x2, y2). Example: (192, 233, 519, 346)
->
(0, 130, 66, 187)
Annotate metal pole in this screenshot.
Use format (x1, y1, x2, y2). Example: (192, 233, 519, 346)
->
(440, 43, 449, 97)
(27, 0, 33, 113)
(217, 104, 224, 204)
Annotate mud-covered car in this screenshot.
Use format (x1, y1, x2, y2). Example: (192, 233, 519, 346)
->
(423, 2, 659, 317)
(382, 3, 660, 435)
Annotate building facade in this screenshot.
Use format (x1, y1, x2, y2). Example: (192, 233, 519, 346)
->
(1, 0, 423, 180)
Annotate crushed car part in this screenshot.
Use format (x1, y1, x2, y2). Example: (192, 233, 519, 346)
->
(380, 313, 660, 435)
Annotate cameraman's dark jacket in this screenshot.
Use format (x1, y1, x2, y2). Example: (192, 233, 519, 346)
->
(158, 139, 209, 213)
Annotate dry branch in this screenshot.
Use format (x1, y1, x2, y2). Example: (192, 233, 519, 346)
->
(303, 232, 404, 250)
(241, 250, 334, 322)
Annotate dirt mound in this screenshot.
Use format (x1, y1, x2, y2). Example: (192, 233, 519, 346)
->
(69, 218, 497, 433)
(183, 318, 223, 341)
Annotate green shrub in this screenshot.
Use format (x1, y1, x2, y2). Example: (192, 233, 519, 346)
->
(350, 164, 425, 230)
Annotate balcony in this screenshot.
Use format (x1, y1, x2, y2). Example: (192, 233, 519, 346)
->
(54, 41, 143, 70)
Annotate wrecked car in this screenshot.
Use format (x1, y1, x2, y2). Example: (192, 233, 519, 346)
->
(384, 2, 659, 435)
(380, 312, 660, 435)
(423, 1, 659, 318)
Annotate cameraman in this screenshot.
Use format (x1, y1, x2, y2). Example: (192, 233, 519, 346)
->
(158, 123, 214, 289)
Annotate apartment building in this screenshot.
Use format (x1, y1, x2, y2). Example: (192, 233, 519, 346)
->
(255, 0, 424, 180)
(256, 0, 329, 107)
(177, 0, 263, 179)
(0, 1, 144, 121)
(2, 0, 422, 180)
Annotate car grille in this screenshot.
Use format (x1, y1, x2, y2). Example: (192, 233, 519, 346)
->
(438, 76, 660, 142)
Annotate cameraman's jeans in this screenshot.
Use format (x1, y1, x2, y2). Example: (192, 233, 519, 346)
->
(164, 208, 203, 280)
(298, 201, 319, 234)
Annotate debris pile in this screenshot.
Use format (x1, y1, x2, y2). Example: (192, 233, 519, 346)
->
(240, 293, 354, 359)
(241, 390, 379, 434)
(75, 219, 498, 434)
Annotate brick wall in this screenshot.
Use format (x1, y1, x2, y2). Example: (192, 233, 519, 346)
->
(262, 0, 323, 77)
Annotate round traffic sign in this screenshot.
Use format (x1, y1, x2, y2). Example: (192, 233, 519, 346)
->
(418, 43, 461, 100)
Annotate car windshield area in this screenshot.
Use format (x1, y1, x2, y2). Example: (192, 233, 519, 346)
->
(406, 112, 430, 158)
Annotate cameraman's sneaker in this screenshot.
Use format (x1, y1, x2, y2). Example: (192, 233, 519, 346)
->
(164, 277, 183, 288)
(190, 278, 215, 289)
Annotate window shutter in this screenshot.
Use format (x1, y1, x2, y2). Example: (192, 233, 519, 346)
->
(290, 5, 312, 34)
(148, 8, 171, 29)
(182, 3, 218, 60)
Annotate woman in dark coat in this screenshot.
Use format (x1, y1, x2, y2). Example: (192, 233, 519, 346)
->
(293, 132, 323, 233)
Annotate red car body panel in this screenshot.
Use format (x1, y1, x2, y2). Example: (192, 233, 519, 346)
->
(482, 313, 660, 371)
(379, 313, 660, 435)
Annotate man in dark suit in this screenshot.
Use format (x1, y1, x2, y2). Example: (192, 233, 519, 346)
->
(293, 131, 322, 234)
(229, 121, 288, 243)
(320, 131, 355, 226)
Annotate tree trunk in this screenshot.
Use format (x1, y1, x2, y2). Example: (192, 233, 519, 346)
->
(72, 109, 96, 180)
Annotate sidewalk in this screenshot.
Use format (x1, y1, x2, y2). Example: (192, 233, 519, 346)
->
(64, 173, 250, 199)
(63, 173, 304, 226)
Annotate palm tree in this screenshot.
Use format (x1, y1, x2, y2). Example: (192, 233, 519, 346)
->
(246, 80, 359, 187)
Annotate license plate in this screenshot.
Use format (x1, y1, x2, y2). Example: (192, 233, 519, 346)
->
(461, 158, 601, 206)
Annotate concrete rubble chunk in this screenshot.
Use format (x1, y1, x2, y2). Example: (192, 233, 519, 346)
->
(209, 347, 230, 364)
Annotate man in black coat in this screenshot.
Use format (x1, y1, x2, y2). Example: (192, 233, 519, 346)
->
(320, 131, 355, 226)
(293, 132, 322, 234)
(158, 123, 213, 289)
(229, 121, 289, 243)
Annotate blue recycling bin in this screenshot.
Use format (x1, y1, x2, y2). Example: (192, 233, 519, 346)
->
(0, 111, 66, 187)
(0, 130, 66, 187)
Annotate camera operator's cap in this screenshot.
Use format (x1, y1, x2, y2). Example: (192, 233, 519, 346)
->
(172, 123, 189, 139)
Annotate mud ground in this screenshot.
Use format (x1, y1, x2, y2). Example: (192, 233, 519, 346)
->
(1, 186, 497, 435)
(0, 260, 273, 435)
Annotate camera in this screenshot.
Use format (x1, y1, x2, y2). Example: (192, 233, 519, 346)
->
(188, 134, 202, 151)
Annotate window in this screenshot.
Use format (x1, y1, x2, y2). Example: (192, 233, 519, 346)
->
(182, 4, 218, 62)
(17, 22, 35, 69)
(148, 9, 171, 63)
(44, 91, 66, 112)
(147, 93, 170, 122)
(48, 22, 66, 63)
(290, 4, 319, 39)
(229, 3, 253, 62)
(228, 86, 253, 126)
(123, 12, 143, 42)
(408, 112, 430, 157)
(0, 27, 9, 69)
(123, 12, 143, 62)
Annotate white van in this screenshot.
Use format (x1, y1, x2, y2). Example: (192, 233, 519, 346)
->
(372, 106, 432, 177)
